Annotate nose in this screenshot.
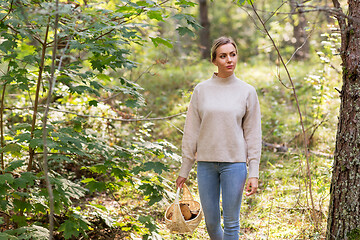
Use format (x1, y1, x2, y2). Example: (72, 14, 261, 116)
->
(227, 55, 232, 62)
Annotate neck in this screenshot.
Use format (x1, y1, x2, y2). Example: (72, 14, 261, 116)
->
(215, 72, 234, 79)
(211, 73, 237, 85)
(216, 72, 234, 78)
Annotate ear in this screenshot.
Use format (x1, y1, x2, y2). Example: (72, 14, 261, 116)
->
(212, 60, 218, 66)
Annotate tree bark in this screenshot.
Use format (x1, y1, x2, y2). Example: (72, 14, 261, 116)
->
(326, 0, 360, 239)
(289, 0, 310, 60)
(199, 0, 210, 60)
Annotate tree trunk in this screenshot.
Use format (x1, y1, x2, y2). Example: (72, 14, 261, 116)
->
(289, 0, 310, 60)
(199, 0, 210, 60)
(326, 0, 360, 239)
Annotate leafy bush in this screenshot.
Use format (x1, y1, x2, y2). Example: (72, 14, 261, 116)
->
(0, 0, 196, 238)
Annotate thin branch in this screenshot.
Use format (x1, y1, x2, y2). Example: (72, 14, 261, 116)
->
(5, 18, 44, 46)
(166, 120, 184, 135)
(0, 0, 14, 22)
(308, 113, 329, 144)
(248, 0, 318, 229)
(3, 105, 186, 122)
(264, 1, 287, 24)
(240, 6, 265, 33)
(28, 18, 50, 172)
(0, 64, 11, 172)
(42, 2, 60, 238)
(286, 28, 314, 66)
(47, 107, 185, 122)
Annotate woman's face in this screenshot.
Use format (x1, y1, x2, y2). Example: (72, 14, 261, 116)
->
(212, 43, 238, 78)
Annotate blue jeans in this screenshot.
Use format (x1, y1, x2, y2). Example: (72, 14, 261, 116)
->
(197, 162, 247, 240)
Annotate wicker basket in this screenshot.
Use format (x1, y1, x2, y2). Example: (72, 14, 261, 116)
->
(164, 184, 203, 234)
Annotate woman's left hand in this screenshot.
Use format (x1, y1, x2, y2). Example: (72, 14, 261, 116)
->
(245, 177, 258, 196)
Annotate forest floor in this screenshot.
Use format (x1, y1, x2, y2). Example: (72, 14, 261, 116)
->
(111, 149, 331, 240)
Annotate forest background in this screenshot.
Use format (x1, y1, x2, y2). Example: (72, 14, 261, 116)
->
(0, 0, 353, 239)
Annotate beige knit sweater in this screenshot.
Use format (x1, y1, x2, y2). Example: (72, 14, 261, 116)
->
(179, 73, 262, 179)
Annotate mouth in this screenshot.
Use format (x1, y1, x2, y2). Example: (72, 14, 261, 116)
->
(226, 65, 233, 69)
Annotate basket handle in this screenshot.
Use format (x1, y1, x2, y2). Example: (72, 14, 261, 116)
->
(175, 184, 194, 202)
(182, 184, 194, 201)
(175, 187, 181, 204)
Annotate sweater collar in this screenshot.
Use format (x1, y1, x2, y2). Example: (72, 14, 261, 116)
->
(211, 73, 237, 84)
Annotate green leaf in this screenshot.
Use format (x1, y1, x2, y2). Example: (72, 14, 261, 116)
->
(17, 225, 50, 240)
(88, 203, 116, 227)
(0, 232, 18, 240)
(23, 55, 38, 64)
(125, 99, 140, 108)
(90, 80, 104, 90)
(57, 74, 73, 85)
(147, 10, 163, 21)
(89, 164, 108, 174)
(5, 160, 25, 172)
(14, 123, 32, 131)
(176, 26, 194, 37)
(29, 138, 57, 149)
(111, 167, 129, 180)
(0, 173, 14, 184)
(29, 139, 43, 149)
(13, 172, 36, 188)
(58, 212, 90, 239)
(88, 100, 98, 106)
(59, 220, 81, 239)
(97, 73, 110, 81)
(237, 0, 253, 5)
(175, 0, 197, 7)
(0, 40, 17, 53)
(0, 143, 22, 154)
(138, 215, 158, 233)
(14, 132, 31, 142)
(69, 85, 100, 96)
(0, 199, 11, 211)
(172, 13, 201, 30)
(138, 181, 164, 206)
(11, 214, 27, 227)
(81, 178, 107, 193)
(50, 175, 86, 200)
(149, 37, 173, 48)
(143, 162, 168, 174)
(13, 199, 33, 213)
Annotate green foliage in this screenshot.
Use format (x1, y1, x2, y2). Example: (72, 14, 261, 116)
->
(0, 0, 197, 238)
(237, 0, 253, 6)
(347, 228, 360, 240)
(0, 225, 49, 240)
(58, 209, 91, 239)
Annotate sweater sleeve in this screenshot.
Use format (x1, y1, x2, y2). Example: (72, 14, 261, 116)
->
(179, 88, 201, 178)
(243, 88, 262, 178)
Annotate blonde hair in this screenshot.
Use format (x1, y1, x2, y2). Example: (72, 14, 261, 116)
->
(211, 36, 238, 62)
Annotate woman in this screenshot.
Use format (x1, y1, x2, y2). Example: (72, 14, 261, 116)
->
(176, 36, 262, 240)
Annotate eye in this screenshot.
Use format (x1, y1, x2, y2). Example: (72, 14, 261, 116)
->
(231, 53, 237, 57)
(220, 55, 226, 59)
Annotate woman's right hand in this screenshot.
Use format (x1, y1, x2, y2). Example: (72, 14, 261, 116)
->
(176, 176, 187, 189)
